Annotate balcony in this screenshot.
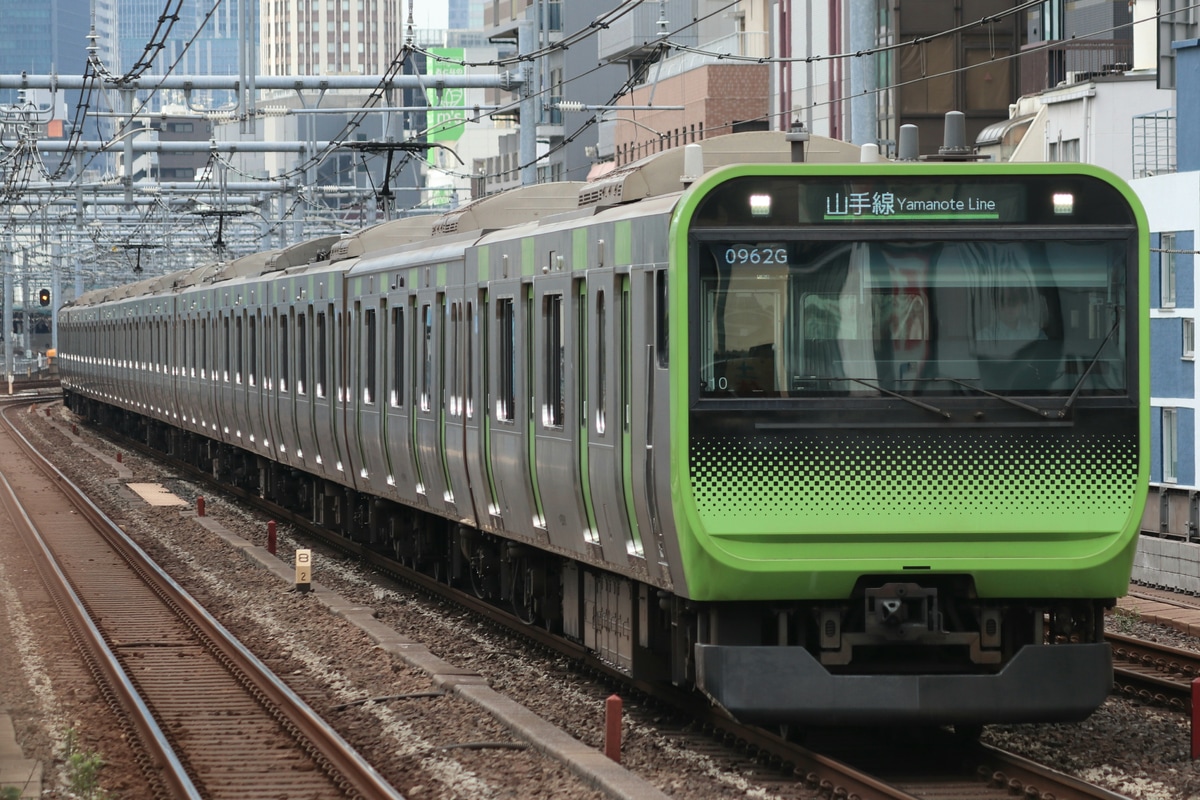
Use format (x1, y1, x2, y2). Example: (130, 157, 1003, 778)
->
(636, 31, 769, 84)
(597, 0, 698, 64)
(1019, 39, 1133, 97)
(484, 0, 560, 42)
(1133, 109, 1176, 178)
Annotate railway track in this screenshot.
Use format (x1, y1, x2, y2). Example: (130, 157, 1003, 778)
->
(0, 402, 402, 799)
(1110, 630, 1200, 711)
(44, 399, 1142, 800)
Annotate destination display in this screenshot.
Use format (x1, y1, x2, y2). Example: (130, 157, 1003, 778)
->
(804, 183, 1028, 224)
(688, 173, 1132, 229)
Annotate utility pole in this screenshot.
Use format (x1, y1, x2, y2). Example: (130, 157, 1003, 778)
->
(3, 235, 12, 392)
(519, 19, 537, 186)
(849, 0, 878, 146)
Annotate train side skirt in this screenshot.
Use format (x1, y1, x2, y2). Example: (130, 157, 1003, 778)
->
(694, 642, 1113, 726)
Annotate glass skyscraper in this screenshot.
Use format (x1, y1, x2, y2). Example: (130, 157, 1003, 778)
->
(0, 0, 90, 104)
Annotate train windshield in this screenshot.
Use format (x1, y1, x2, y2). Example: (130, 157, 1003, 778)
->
(696, 238, 1127, 400)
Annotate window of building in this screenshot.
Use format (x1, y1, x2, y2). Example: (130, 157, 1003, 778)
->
(1048, 138, 1080, 162)
(1163, 407, 1179, 482)
(1185, 318, 1195, 360)
(1162, 232, 1177, 308)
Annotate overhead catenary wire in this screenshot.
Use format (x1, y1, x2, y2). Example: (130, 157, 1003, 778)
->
(3, 0, 1188, 263)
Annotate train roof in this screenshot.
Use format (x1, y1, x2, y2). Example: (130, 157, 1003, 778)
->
(329, 216, 440, 263)
(578, 130, 861, 208)
(214, 250, 279, 281)
(431, 182, 586, 236)
(148, 269, 191, 293)
(264, 235, 341, 272)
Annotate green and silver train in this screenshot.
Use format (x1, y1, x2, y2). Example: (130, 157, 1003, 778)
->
(60, 128, 1148, 727)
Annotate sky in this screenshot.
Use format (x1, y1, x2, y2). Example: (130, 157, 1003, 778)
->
(410, 0, 449, 29)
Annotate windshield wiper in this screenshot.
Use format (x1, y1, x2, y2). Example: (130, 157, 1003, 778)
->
(940, 378, 1050, 420)
(813, 376, 951, 420)
(1057, 313, 1122, 419)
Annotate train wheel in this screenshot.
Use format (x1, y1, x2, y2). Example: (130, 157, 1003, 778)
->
(468, 543, 497, 599)
(509, 558, 538, 625)
(953, 724, 983, 742)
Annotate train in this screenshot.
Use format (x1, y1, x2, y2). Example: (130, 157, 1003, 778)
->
(59, 125, 1149, 728)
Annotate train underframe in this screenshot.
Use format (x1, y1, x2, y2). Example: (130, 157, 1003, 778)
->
(69, 394, 1117, 727)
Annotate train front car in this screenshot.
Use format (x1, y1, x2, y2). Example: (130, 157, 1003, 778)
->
(673, 163, 1148, 727)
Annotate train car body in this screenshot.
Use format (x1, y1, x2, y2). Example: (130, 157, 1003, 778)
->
(60, 130, 1149, 728)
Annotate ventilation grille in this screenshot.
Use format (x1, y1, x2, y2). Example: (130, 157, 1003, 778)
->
(689, 432, 1139, 526)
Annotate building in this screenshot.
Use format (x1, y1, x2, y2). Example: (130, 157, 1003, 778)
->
(116, 0, 247, 109)
(1132, 37, 1200, 553)
(114, 114, 213, 183)
(260, 0, 401, 77)
(774, 0, 1152, 156)
(479, 0, 628, 191)
(449, 0, 483, 31)
(0, 0, 90, 105)
(593, 0, 771, 170)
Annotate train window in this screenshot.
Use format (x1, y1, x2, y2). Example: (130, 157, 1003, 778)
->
(419, 304, 433, 412)
(297, 312, 307, 395)
(223, 317, 230, 382)
(576, 282, 587, 437)
(544, 294, 564, 428)
(497, 298, 515, 422)
(696, 238, 1128, 399)
(249, 316, 258, 387)
(655, 269, 668, 367)
(449, 302, 460, 417)
(279, 315, 289, 393)
(364, 306, 376, 405)
(596, 290, 606, 434)
(316, 310, 327, 398)
(235, 316, 244, 384)
(390, 307, 404, 406)
(621, 280, 631, 432)
(201, 320, 208, 380)
(465, 302, 474, 419)
(438, 296, 447, 416)
(478, 295, 488, 422)
(621, 276, 644, 557)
